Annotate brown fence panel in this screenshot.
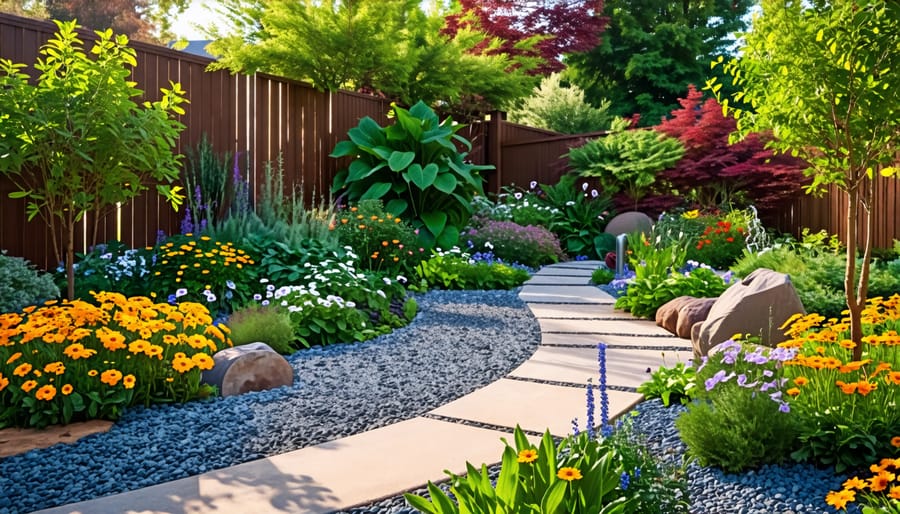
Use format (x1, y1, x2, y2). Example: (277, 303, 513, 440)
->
(498, 122, 606, 191)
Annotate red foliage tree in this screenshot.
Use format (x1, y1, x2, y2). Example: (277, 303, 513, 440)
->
(46, 0, 158, 42)
(654, 85, 810, 214)
(444, 0, 607, 75)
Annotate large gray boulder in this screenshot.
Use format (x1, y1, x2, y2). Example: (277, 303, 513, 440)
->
(201, 342, 294, 397)
(692, 268, 805, 358)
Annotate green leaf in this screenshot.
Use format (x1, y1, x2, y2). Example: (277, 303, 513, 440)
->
(420, 211, 447, 240)
(8, 190, 30, 199)
(404, 493, 439, 514)
(329, 140, 357, 158)
(433, 173, 458, 194)
(407, 162, 438, 190)
(388, 151, 416, 171)
(360, 182, 391, 200)
(435, 224, 460, 250)
(385, 198, 408, 215)
(540, 480, 567, 514)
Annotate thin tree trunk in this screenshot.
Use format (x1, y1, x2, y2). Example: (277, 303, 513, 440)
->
(845, 185, 864, 361)
(66, 208, 75, 300)
(854, 178, 875, 361)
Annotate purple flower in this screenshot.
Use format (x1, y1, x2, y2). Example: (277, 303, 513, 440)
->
(597, 343, 610, 432)
(705, 370, 734, 391)
(619, 472, 630, 491)
(585, 379, 595, 439)
(744, 351, 769, 365)
(571, 417, 580, 436)
(180, 207, 194, 235)
(778, 402, 791, 413)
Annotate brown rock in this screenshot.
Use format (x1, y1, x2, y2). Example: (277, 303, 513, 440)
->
(676, 298, 717, 339)
(693, 268, 806, 358)
(0, 419, 113, 458)
(201, 342, 294, 397)
(655, 296, 696, 335)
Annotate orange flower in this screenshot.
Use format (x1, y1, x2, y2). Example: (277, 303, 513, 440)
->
(63, 343, 96, 360)
(825, 489, 855, 510)
(172, 355, 195, 374)
(100, 369, 123, 387)
(891, 436, 900, 448)
(13, 362, 32, 377)
(21, 379, 37, 393)
(868, 471, 895, 492)
(786, 387, 801, 397)
(88, 369, 98, 377)
(43, 361, 65, 375)
(98, 328, 127, 351)
(887, 371, 900, 385)
(5, 351, 22, 365)
(557, 467, 582, 481)
(122, 374, 136, 390)
(890, 486, 900, 500)
(35, 384, 56, 401)
(839, 339, 857, 349)
(61, 384, 73, 395)
(793, 376, 809, 386)
(836, 380, 857, 394)
(517, 449, 538, 463)
(842, 476, 867, 490)
(0, 372, 8, 392)
(856, 380, 877, 396)
(191, 353, 214, 371)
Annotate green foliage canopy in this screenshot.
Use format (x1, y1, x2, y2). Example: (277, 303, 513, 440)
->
(0, 20, 187, 298)
(708, 0, 900, 359)
(564, 0, 755, 125)
(207, 0, 539, 112)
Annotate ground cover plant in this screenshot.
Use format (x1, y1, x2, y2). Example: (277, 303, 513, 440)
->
(0, 251, 59, 314)
(464, 217, 565, 268)
(416, 247, 530, 290)
(0, 293, 226, 428)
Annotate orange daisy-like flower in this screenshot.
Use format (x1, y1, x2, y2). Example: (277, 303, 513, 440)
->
(557, 467, 582, 481)
(63, 343, 97, 360)
(98, 328, 127, 351)
(793, 376, 809, 387)
(43, 361, 65, 375)
(0, 372, 9, 392)
(836, 380, 857, 394)
(13, 362, 32, 377)
(145, 344, 164, 359)
(868, 471, 895, 492)
(856, 380, 877, 396)
(35, 384, 56, 401)
(825, 489, 855, 510)
(842, 477, 867, 490)
(891, 436, 900, 448)
(100, 369, 123, 387)
(5, 351, 22, 365)
(122, 374, 136, 390)
(88, 369, 98, 377)
(517, 449, 538, 464)
(889, 485, 900, 500)
(786, 387, 801, 397)
(887, 371, 900, 386)
(128, 339, 151, 354)
(61, 384, 73, 395)
(839, 339, 857, 350)
(21, 379, 38, 393)
(191, 353, 215, 371)
(172, 356, 195, 374)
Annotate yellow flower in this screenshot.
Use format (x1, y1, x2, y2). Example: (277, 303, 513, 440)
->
(35, 384, 56, 401)
(13, 362, 32, 377)
(517, 449, 538, 464)
(557, 467, 582, 481)
(890, 486, 900, 501)
(191, 353, 215, 371)
(43, 361, 65, 375)
(825, 489, 855, 510)
(122, 374, 136, 389)
(88, 369, 98, 377)
(5, 352, 23, 365)
(100, 369, 123, 387)
(842, 476, 867, 490)
(61, 384, 73, 395)
(868, 471, 895, 492)
(128, 339, 151, 355)
(145, 344, 164, 359)
(786, 387, 801, 397)
(682, 209, 700, 219)
(63, 343, 97, 360)
(793, 376, 809, 386)
(98, 327, 127, 351)
(172, 356, 195, 374)
(21, 379, 38, 393)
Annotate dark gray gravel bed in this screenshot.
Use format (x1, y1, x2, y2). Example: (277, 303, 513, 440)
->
(0, 290, 540, 514)
(340, 400, 861, 514)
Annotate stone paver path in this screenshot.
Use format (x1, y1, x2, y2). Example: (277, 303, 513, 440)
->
(35, 261, 691, 514)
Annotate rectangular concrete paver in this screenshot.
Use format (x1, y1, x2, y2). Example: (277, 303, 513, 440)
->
(430, 379, 642, 438)
(525, 275, 592, 285)
(519, 285, 614, 304)
(533, 267, 596, 277)
(508, 346, 695, 389)
(527, 302, 624, 319)
(538, 318, 675, 336)
(34, 418, 513, 514)
(540, 332, 692, 349)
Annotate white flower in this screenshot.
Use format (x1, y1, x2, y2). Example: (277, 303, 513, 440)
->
(383, 277, 392, 285)
(566, 201, 576, 206)
(262, 300, 270, 306)
(376, 290, 387, 299)
(253, 293, 262, 301)
(530, 180, 538, 189)
(591, 189, 599, 198)
(514, 192, 523, 200)
(396, 275, 407, 283)
(346, 301, 356, 308)
(266, 284, 275, 292)
(582, 182, 589, 191)
(288, 306, 302, 313)
(205, 292, 217, 302)
(485, 241, 494, 250)
(225, 280, 236, 290)
(175, 288, 188, 298)
(259, 278, 269, 284)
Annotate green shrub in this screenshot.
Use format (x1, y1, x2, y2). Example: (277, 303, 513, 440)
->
(55, 241, 153, 301)
(464, 217, 565, 268)
(687, 219, 748, 270)
(539, 175, 615, 259)
(252, 238, 343, 287)
(637, 361, 697, 407)
(675, 340, 800, 472)
(416, 248, 530, 290)
(333, 199, 423, 275)
(0, 251, 60, 313)
(331, 101, 492, 249)
(227, 304, 297, 354)
(615, 266, 728, 319)
(591, 266, 615, 285)
(507, 73, 616, 134)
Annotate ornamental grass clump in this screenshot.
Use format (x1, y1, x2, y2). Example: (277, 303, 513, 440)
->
(778, 295, 900, 473)
(0, 292, 229, 428)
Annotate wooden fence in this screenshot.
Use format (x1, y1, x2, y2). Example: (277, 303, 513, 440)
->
(1, 12, 897, 271)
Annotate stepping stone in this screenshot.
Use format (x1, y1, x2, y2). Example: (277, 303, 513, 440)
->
(430, 379, 641, 438)
(538, 318, 674, 336)
(533, 267, 596, 277)
(540, 332, 692, 350)
(508, 346, 695, 389)
(519, 285, 615, 304)
(527, 303, 623, 319)
(0, 420, 113, 459)
(34, 418, 513, 514)
(544, 260, 602, 270)
(525, 275, 593, 286)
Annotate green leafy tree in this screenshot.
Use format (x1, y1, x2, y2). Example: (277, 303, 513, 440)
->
(508, 73, 614, 134)
(707, 0, 900, 360)
(0, 20, 187, 299)
(207, 0, 539, 112)
(566, 129, 684, 209)
(564, 0, 755, 125)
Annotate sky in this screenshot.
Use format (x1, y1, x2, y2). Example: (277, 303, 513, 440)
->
(170, 1, 229, 40)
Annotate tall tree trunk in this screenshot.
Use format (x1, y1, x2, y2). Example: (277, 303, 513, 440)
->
(846, 184, 864, 361)
(854, 177, 875, 361)
(66, 208, 75, 301)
